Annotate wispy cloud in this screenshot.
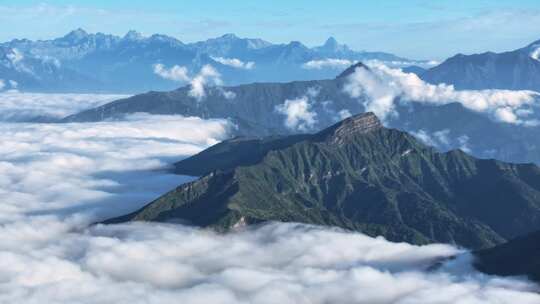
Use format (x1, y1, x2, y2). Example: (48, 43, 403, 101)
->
(410, 129, 472, 153)
(211, 56, 255, 70)
(275, 88, 319, 131)
(153, 64, 190, 82)
(153, 64, 233, 101)
(188, 65, 222, 100)
(302, 58, 354, 70)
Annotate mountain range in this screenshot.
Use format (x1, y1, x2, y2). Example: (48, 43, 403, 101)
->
(21, 30, 540, 285)
(419, 39, 540, 91)
(63, 63, 540, 166)
(0, 29, 426, 93)
(4, 30, 540, 93)
(105, 112, 540, 250)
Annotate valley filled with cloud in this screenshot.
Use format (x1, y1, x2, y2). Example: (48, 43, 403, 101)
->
(0, 92, 129, 122)
(0, 93, 539, 303)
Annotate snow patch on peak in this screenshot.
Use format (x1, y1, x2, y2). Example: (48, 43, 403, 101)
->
(401, 149, 413, 157)
(7, 48, 23, 64)
(530, 45, 540, 61)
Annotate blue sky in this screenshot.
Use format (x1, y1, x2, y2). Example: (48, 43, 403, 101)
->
(1, 0, 540, 59)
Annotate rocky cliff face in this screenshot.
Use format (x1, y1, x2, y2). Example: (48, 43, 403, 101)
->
(318, 112, 383, 144)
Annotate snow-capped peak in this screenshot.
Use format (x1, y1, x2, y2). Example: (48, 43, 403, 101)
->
(530, 44, 540, 61)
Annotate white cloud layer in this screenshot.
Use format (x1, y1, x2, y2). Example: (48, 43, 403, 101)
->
(275, 95, 318, 131)
(211, 56, 255, 70)
(344, 63, 540, 125)
(303, 58, 354, 69)
(1, 219, 539, 304)
(0, 92, 129, 121)
(0, 94, 539, 303)
(0, 113, 231, 219)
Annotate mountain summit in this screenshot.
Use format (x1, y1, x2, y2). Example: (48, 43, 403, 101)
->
(314, 36, 353, 56)
(320, 37, 343, 51)
(61, 28, 89, 42)
(336, 61, 370, 78)
(105, 113, 540, 249)
(124, 30, 144, 41)
(317, 112, 382, 143)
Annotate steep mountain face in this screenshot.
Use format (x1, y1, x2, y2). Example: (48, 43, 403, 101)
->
(421, 40, 540, 91)
(474, 230, 540, 282)
(0, 29, 424, 93)
(105, 113, 540, 250)
(63, 63, 540, 165)
(173, 135, 311, 176)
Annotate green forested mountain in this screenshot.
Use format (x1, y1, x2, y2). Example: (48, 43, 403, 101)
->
(106, 113, 540, 249)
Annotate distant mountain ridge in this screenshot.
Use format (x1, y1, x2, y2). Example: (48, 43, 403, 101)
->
(62, 76, 362, 135)
(420, 39, 540, 91)
(0, 29, 426, 93)
(6, 29, 540, 93)
(64, 63, 540, 166)
(105, 112, 540, 250)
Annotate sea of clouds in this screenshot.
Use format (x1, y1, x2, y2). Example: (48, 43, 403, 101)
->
(0, 93, 539, 303)
(0, 91, 129, 121)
